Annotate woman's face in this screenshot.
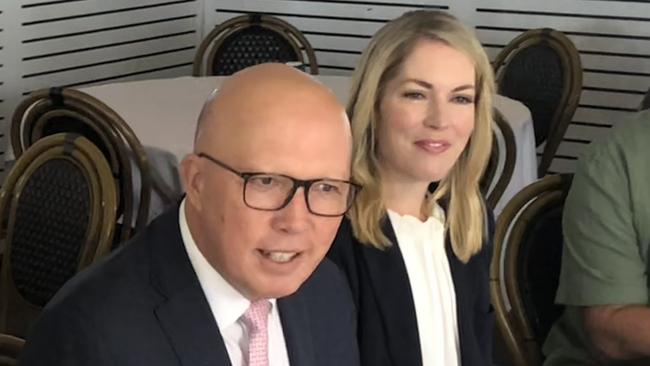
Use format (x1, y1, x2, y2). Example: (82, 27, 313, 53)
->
(376, 39, 476, 184)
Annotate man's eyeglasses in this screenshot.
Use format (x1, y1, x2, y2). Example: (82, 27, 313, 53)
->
(197, 153, 361, 217)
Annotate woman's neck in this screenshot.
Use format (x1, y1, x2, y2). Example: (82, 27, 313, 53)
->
(381, 172, 431, 221)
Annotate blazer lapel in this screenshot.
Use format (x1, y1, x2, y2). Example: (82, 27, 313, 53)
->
(148, 207, 232, 366)
(446, 240, 475, 366)
(360, 219, 422, 366)
(277, 292, 316, 365)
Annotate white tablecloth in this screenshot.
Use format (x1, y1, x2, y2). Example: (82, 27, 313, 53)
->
(81, 75, 537, 215)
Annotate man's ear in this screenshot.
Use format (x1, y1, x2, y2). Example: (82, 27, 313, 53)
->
(180, 154, 204, 212)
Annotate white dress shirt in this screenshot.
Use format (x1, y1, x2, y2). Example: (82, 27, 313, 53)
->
(179, 199, 291, 366)
(387, 204, 460, 366)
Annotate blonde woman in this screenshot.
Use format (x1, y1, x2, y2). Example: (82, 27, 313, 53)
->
(328, 10, 496, 366)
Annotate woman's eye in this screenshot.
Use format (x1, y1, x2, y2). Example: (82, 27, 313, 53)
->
(452, 95, 474, 104)
(404, 92, 426, 100)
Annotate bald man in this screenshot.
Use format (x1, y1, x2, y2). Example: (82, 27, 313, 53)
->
(20, 64, 361, 366)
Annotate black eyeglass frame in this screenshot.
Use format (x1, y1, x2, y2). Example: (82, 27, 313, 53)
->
(197, 152, 361, 217)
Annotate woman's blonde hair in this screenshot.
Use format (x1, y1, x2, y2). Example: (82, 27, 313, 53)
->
(347, 10, 495, 263)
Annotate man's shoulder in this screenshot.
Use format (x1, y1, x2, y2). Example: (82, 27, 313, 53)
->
(296, 258, 352, 304)
(47, 207, 181, 313)
(45, 232, 154, 315)
(581, 110, 650, 167)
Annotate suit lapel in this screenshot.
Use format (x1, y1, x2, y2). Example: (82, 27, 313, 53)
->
(436, 197, 476, 365)
(359, 219, 422, 366)
(148, 207, 232, 366)
(278, 293, 316, 365)
(446, 239, 475, 366)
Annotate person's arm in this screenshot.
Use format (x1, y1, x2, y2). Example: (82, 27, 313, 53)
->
(554, 130, 649, 362)
(583, 305, 650, 361)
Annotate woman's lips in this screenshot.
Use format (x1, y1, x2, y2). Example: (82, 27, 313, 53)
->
(414, 139, 450, 154)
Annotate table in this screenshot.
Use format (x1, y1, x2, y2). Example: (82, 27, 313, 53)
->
(81, 75, 538, 215)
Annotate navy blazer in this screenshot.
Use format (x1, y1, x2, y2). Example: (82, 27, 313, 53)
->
(20, 206, 360, 366)
(327, 209, 495, 366)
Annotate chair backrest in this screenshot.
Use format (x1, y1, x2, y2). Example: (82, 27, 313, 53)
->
(0, 334, 24, 366)
(0, 133, 117, 337)
(482, 109, 517, 210)
(493, 28, 582, 177)
(193, 14, 319, 76)
(490, 173, 572, 366)
(11, 87, 175, 243)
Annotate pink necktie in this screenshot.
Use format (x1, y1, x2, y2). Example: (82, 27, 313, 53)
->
(242, 300, 271, 366)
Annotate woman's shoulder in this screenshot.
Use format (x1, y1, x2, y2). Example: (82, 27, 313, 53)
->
(327, 217, 357, 261)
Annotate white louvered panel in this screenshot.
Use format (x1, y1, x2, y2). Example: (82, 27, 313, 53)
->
(314, 51, 360, 70)
(211, 0, 445, 22)
(20, 17, 198, 57)
(477, 28, 525, 46)
(583, 72, 650, 94)
(547, 158, 577, 174)
(208, 0, 451, 73)
(483, 46, 501, 61)
(479, 29, 650, 59)
(20, 0, 89, 6)
(0, 0, 202, 161)
(473, 1, 650, 173)
(212, 12, 387, 39)
(476, 13, 650, 39)
(16, 0, 201, 90)
(21, 3, 198, 41)
(579, 90, 641, 111)
(555, 140, 590, 160)
(564, 124, 610, 145)
(0, 0, 646, 176)
(568, 36, 650, 57)
(301, 34, 370, 53)
(21, 0, 195, 20)
(572, 107, 635, 126)
(70, 64, 195, 87)
(564, 123, 611, 142)
(581, 53, 650, 75)
(329, 0, 445, 5)
(21, 34, 197, 76)
(20, 48, 196, 92)
(476, 0, 650, 18)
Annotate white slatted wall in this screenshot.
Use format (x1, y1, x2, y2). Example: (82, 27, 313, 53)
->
(475, 0, 650, 173)
(208, 0, 650, 174)
(206, 0, 452, 75)
(2, 0, 649, 175)
(1, 0, 203, 163)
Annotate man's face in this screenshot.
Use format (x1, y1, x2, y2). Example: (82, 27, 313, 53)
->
(189, 96, 351, 300)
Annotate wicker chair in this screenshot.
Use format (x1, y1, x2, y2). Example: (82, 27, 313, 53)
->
(11, 87, 176, 243)
(193, 14, 319, 76)
(0, 334, 24, 366)
(490, 174, 573, 366)
(482, 109, 517, 210)
(0, 133, 117, 338)
(493, 28, 582, 177)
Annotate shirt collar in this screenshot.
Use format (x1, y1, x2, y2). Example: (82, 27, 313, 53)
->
(178, 199, 277, 331)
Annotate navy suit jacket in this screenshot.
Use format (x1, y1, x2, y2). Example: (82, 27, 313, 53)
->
(20, 206, 360, 366)
(327, 210, 495, 366)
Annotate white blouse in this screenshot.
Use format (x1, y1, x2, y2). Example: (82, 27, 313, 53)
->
(387, 204, 460, 366)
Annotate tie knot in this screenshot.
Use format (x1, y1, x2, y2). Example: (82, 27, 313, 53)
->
(242, 300, 271, 333)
